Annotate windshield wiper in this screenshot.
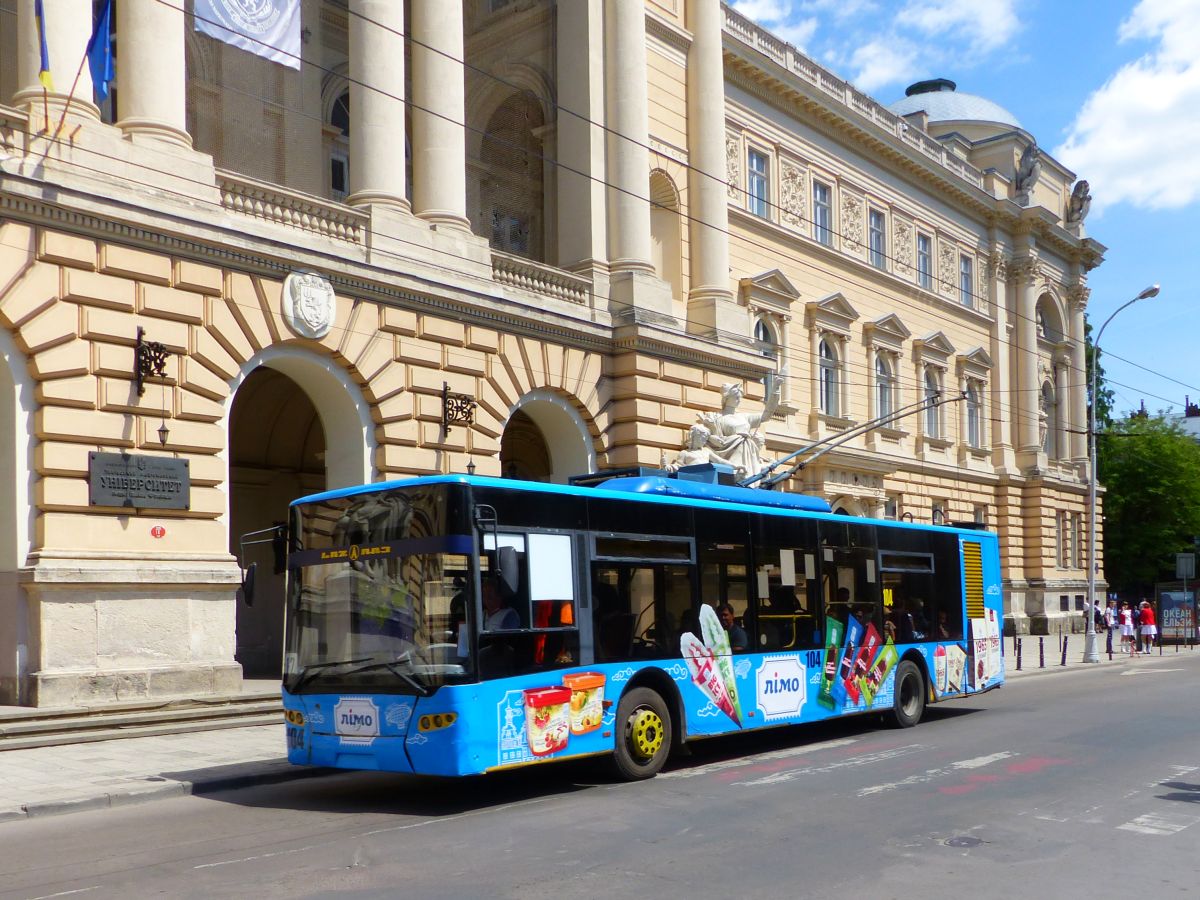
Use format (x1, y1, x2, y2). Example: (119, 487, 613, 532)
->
(289, 657, 371, 693)
(341, 659, 433, 697)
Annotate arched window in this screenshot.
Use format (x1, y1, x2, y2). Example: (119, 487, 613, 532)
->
(819, 339, 839, 417)
(329, 91, 350, 201)
(650, 171, 683, 299)
(924, 368, 941, 438)
(875, 354, 894, 420)
(478, 92, 546, 260)
(754, 317, 776, 357)
(966, 381, 982, 448)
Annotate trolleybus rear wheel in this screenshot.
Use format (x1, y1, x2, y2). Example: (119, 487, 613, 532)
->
(611, 687, 672, 780)
(888, 659, 926, 728)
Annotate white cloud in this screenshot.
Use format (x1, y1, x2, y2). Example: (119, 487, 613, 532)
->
(1055, 0, 1200, 212)
(732, 0, 1023, 98)
(849, 39, 919, 93)
(901, 0, 1021, 52)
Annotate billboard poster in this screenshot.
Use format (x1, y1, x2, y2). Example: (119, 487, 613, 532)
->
(1158, 591, 1196, 638)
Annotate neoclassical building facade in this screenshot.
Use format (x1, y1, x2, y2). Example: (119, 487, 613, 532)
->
(0, 0, 1103, 706)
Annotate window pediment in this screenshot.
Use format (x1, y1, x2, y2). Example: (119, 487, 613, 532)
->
(956, 346, 992, 377)
(740, 268, 800, 316)
(805, 291, 859, 334)
(913, 330, 955, 364)
(864, 313, 911, 351)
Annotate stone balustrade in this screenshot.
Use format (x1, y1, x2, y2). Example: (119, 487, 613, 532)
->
(491, 250, 592, 306)
(217, 170, 367, 244)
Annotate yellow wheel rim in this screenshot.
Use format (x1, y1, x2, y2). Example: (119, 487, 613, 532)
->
(628, 708, 665, 761)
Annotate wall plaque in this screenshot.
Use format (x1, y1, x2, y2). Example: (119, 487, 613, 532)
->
(89, 452, 191, 510)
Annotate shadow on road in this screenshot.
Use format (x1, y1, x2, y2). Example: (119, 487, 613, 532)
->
(173, 703, 984, 820)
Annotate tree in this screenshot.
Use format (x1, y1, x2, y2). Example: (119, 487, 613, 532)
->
(1098, 413, 1200, 596)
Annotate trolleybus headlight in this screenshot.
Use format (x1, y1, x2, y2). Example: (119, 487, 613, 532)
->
(284, 710, 306, 726)
(418, 712, 457, 732)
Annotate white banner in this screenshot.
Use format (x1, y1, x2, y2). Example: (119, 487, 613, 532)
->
(194, 0, 301, 71)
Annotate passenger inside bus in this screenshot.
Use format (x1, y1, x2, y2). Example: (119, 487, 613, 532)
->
(716, 602, 748, 653)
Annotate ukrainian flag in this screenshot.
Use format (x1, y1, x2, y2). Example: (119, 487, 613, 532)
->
(35, 0, 53, 91)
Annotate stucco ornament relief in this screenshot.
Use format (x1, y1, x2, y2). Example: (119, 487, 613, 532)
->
(841, 193, 863, 251)
(725, 133, 741, 201)
(893, 219, 913, 273)
(780, 162, 805, 230)
(283, 271, 336, 340)
(976, 261, 990, 311)
(938, 243, 956, 297)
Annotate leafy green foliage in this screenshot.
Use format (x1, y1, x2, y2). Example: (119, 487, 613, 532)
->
(1098, 414, 1200, 594)
(1085, 320, 1115, 430)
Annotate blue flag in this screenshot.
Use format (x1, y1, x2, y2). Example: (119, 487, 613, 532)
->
(87, 0, 114, 102)
(35, 0, 53, 90)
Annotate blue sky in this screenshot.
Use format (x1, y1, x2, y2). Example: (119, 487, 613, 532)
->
(731, 0, 1199, 419)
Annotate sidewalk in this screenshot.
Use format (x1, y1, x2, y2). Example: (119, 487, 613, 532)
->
(2, 643, 1193, 824)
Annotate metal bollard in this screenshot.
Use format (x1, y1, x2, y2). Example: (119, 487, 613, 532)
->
(1016, 637, 1022, 671)
(1060, 636, 1068, 666)
(1039, 636, 1045, 668)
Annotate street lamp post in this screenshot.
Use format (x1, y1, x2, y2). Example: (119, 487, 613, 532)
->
(1085, 283, 1160, 663)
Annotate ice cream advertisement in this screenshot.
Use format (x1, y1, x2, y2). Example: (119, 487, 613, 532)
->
(680, 605, 744, 727)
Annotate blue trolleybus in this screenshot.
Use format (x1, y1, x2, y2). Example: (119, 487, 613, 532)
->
(271, 471, 1004, 780)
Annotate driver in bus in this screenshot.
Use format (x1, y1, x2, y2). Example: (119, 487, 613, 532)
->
(482, 579, 520, 631)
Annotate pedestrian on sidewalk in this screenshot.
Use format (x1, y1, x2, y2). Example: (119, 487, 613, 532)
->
(1104, 599, 1117, 654)
(1139, 600, 1157, 654)
(1131, 602, 1143, 653)
(1119, 601, 1136, 654)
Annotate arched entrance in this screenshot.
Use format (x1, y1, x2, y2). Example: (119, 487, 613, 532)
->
(229, 368, 325, 678)
(226, 347, 376, 679)
(499, 390, 595, 483)
(0, 327, 33, 704)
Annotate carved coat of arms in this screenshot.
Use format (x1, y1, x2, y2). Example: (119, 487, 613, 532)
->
(282, 271, 336, 340)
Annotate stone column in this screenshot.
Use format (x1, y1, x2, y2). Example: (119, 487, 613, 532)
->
(1053, 353, 1069, 459)
(1012, 256, 1041, 456)
(14, 0, 97, 123)
(116, 0, 190, 146)
(556, 1, 607, 271)
(605, 0, 653, 273)
(348, 0, 409, 209)
(987, 251, 1015, 468)
(1067, 286, 1089, 464)
(685, 0, 736, 333)
(411, 0, 469, 228)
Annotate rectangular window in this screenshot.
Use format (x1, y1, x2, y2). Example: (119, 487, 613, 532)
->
(813, 181, 832, 246)
(973, 504, 987, 526)
(869, 209, 886, 269)
(959, 254, 973, 307)
(748, 149, 770, 218)
(330, 154, 348, 200)
(883, 496, 898, 520)
(917, 233, 932, 290)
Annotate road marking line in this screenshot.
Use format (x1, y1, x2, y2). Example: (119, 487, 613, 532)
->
(858, 752, 1016, 797)
(660, 737, 859, 779)
(27, 890, 100, 900)
(1117, 813, 1200, 836)
(732, 744, 925, 787)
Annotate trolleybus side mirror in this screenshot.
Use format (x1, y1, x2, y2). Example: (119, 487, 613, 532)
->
(240, 561, 257, 607)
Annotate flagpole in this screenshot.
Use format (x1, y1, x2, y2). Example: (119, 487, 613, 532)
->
(43, 48, 90, 150)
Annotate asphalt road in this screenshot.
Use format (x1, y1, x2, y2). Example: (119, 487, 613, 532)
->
(3, 654, 1199, 900)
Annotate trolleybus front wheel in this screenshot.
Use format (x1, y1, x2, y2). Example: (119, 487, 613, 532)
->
(888, 659, 926, 728)
(611, 687, 672, 780)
